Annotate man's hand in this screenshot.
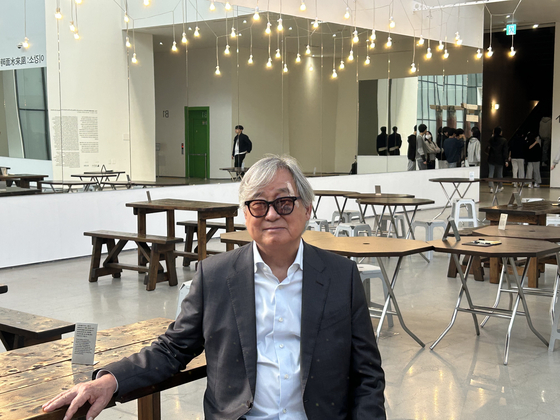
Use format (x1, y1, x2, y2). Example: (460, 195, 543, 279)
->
(42, 373, 117, 420)
(505, 162, 509, 167)
(552, 164, 556, 170)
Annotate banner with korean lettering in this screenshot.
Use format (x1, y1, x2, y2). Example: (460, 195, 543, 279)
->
(0, 0, 47, 71)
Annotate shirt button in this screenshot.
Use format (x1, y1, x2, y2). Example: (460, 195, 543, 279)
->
(283, 409, 287, 413)
(279, 317, 284, 322)
(284, 374, 289, 379)
(279, 344, 284, 349)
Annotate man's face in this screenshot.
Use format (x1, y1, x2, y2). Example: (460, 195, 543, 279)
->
(244, 169, 311, 254)
(235, 128, 241, 135)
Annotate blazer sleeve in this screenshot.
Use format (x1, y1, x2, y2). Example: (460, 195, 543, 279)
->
(349, 262, 386, 419)
(98, 265, 206, 397)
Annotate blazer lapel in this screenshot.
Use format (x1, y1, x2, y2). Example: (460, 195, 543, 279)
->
(226, 244, 258, 396)
(300, 242, 330, 392)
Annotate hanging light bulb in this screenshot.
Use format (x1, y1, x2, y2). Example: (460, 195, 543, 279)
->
(426, 47, 432, 59)
(69, 21, 76, 32)
(353, 30, 359, 43)
(266, 57, 272, 68)
(74, 31, 80, 40)
(332, 68, 338, 78)
(253, 7, 260, 20)
(231, 27, 236, 38)
(182, 32, 187, 43)
(312, 19, 319, 28)
(438, 40, 444, 50)
(386, 36, 392, 47)
(194, 26, 200, 37)
(339, 60, 345, 69)
(283, 63, 288, 72)
(144, 0, 150, 5)
(348, 50, 354, 61)
(410, 62, 417, 73)
(55, 7, 62, 19)
(370, 30, 376, 41)
(75, 0, 82, 4)
(309, 63, 313, 71)
(265, 21, 271, 34)
(296, 53, 301, 62)
(365, 55, 370, 65)
(509, 46, 516, 56)
(455, 32, 462, 46)
(277, 18, 283, 31)
(172, 41, 178, 51)
(476, 48, 482, 59)
(443, 49, 449, 59)
(389, 17, 395, 28)
(225, 1, 231, 10)
(275, 48, 281, 58)
(124, 14, 129, 23)
(344, 7, 350, 19)
(305, 44, 311, 55)
(418, 36, 424, 46)
(210, 0, 216, 10)
(300, 0, 306, 11)
(126, 36, 131, 48)
(224, 44, 230, 54)
(215, 65, 221, 75)
(248, 54, 253, 64)
(370, 41, 375, 49)
(22, 37, 29, 49)
(132, 53, 138, 63)
(487, 46, 494, 57)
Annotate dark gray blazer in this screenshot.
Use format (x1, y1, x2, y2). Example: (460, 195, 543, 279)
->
(104, 242, 386, 419)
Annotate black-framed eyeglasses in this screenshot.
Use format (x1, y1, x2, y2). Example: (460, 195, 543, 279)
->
(245, 196, 301, 218)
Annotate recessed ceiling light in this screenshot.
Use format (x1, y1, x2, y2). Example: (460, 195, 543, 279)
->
(188, 27, 192, 31)
(533, 24, 539, 28)
(289, 26, 292, 30)
(159, 41, 163, 45)
(332, 33, 336, 37)
(243, 19, 247, 23)
(503, 27, 507, 31)
(506, 14, 511, 18)
(238, 33, 242, 36)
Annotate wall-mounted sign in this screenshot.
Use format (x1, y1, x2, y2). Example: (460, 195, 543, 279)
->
(506, 24, 517, 36)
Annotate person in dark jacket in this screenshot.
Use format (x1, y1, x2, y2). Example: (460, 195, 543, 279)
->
(407, 125, 417, 171)
(377, 127, 388, 155)
(387, 126, 402, 155)
(443, 128, 463, 167)
(487, 126, 509, 193)
(526, 132, 542, 188)
(508, 132, 528, 187)
(436, 127, 448, 168)
(232, 125, 252, 168)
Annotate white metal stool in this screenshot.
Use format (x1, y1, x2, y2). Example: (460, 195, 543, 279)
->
(357, 263, 394, 338)
(375, 214, 407, 238)
(451, 198, 478, 228)
(334, 223, 372, 237)
(412, 220, 448, 260)
(332, 210, 361, 224)
(307, 218, 330, 232)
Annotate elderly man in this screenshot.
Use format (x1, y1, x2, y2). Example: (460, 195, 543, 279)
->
(43, 155, 386, 420)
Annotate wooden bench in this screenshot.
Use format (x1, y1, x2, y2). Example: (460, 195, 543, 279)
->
(84, 230, 183, 291)
(0, 307, 75, 350)
(176, 220, 247, 266)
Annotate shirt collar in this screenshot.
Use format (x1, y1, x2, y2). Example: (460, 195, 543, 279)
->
(253, 239, 304, 274)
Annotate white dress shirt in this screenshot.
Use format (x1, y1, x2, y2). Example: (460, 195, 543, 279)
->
(245, 240, 307, 420)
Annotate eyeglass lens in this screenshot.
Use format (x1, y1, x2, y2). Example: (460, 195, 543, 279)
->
(248, 197, 296, 217)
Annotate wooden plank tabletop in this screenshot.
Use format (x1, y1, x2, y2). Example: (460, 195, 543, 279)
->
(480, 201, 560, 216)
(0, 308, 75, 340)
(429, 178, 481, 183)
(357, 197, 435, 206)
(0, 318, 207, 420)
(343, 192, 415, 199)
(126, 199, 239, 212)
(428, 237, 560, 258)
(473, 225, 560, 241)
(0, 174, 48, 180)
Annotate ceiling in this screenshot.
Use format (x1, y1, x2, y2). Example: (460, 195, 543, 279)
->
(485, 0, 560, 30)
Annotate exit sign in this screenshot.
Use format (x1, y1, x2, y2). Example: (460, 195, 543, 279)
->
(506, 24, 517, 35)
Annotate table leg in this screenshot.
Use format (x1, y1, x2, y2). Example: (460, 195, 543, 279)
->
(312, 196, 322, 219)
(167, 210, 176, 237)
(197, 218, 207, 260)
(528, 257, 539, 288)
(490, 257, 500, 284)
(402, 206, 430, 263)
(225, 217, 235, 252)
(138, 211, 147, 266)
(138, 392, 161, 420)
(333, 197, 343, 223)
(431, 182, 455, 221)
(377, 257, 425, 347)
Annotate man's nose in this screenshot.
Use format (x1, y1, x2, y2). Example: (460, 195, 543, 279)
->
(264, 203, 281, 219)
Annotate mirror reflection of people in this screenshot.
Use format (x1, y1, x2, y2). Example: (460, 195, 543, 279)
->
(232, 125, 252, 168)
(424, 131, 438, 169)
(526, 132, 542, 188)
(387, 126, 402, 155)
(443, 128, 463, 168)
(416, 124, 428, 170)
(466, 127, 481, 167)
(43, 155, 387, 420)
(376, 126, 388, 156)
(486, 126, 509, 193)
(407, 125, 417, 171)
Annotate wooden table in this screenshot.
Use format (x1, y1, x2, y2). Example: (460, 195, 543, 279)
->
(480, 201, 560, 226)
(0, 186, 42, 197)
(429, 177, 480, 220)
(473, 224, 560, 287)
(103, 180, 187, 190)
(41, 180, 97, 193)
(221, 230, 433, 347)
(312, 190, 358, 220)
(481, 178, 533, 206)
(429, 237, 560, 364)
(126, 199, 239, 262)
(0, 318, 207, 420)
(0, 174, 47, 189)
(71, 171, 125, 190)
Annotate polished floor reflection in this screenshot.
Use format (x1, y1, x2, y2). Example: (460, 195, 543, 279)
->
(2, 185, 560, 419)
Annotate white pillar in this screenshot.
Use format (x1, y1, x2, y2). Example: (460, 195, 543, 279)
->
(550, 22, 560, 187)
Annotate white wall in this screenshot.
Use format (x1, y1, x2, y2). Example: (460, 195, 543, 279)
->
(390, 77, 418, 136)
(0, 168, 479, 269)
(0, 156, 53, 177)
(551, 22, 560, 188)
(1, 71, 24, 157)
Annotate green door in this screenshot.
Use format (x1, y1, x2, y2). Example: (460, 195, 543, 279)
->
(185, 107, 209, 178)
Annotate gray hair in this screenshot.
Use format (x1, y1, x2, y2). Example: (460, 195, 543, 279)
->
(239, 154, 315, 209)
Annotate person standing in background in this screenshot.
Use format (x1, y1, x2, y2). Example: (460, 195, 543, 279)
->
(416, 124, 428, 170)
(436, 127, 448, 168)
(377, 127, 388, 155)
(466, 127, 481, 167)
(443, 128, 463, 168)
(388, 126, 402, 155)
(508, 132, 528, 187)
(526, 132, 542, 188)
(487, 126, 509, 193)
(407, 126, 417, 171)
(232, 125, 252, 168)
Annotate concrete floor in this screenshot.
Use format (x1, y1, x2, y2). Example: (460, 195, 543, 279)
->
(2, 184, 560, 419)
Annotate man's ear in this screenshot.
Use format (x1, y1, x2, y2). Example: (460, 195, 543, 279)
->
(305, 204, 312, 219)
